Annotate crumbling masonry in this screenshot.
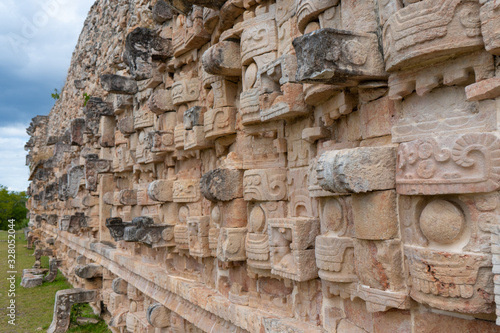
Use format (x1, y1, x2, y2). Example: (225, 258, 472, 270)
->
(24, 0, 500, 332)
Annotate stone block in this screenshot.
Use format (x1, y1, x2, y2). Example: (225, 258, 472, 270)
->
(100, 74, 138, 95)
(352, 190, 398, 240)
(202, 40, 241, 76)
(200, 168, 243, 202)
(293, 28, 386, 86)
(480, 0, 500, 55)
(316, 146, 396, 193)
(360, 96, 396, 140)
(243, 169, 287, 201)
(383, 0, 483, 71)
(466, 77, 500, 101)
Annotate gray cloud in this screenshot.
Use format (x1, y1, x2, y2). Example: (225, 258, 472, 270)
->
(0, 0, 95, 190)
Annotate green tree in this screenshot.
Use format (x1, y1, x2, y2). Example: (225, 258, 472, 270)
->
(0, 185, 29, 230)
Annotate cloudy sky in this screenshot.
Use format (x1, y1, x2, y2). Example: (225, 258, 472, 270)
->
(0, 0, 95, 191)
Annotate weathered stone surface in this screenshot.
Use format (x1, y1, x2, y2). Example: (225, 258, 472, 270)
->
(352, 190, 398, 240)
(47, 289, 98, 333)
(202, 40, 241, 77)
(100, 74, 138, 95)
(25, 0, 500, 331)
(317, 147, 396, 193)
(124, 27, 172, 80)
(152, 0, 174, 23)
(200, 168, 243, 201)
(466, 77, 500, 101)
(293, 28, 387, 85)
(75, 263, 103, 279)
(383, 0, 483, 71)
(480, 0, 500, 55)
(396, 133, 500, 194)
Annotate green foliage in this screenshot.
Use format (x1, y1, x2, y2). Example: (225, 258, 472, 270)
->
(51, 88, 60, 100)
(83, 93, 90, 107)
(0, 185, 29, 230)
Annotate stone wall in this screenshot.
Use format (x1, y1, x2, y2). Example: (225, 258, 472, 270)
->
(25, 0, 500, 332)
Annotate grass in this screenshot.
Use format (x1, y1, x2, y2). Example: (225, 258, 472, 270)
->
(0, 230, 111, 333)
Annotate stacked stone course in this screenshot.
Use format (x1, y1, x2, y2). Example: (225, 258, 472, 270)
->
(24, 0, 500, 332)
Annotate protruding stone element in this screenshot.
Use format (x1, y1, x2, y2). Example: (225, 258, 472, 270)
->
(70, 119, 85, 146)
(217, 227, 248, 262)
(188, 216, 210, 258)
(200, 168, 243, 201)
(166, 0, 227, 15)
(293, 28, 387, 85)
(202, 40, 241, 76)
(352, 190, 398, 240)
(112, 277, 128, 294)
(480, 0, 500, 55)
(100, 74, 138, 95)
(269, 217, 320, 281)
(383, 0, 483, 71)
(152, 0, 174, 23)
(47, 289, 98, 333)
(173, 179, 201, 202)
(243, 169, 287, 201)
(317, 147, 396, 193)
(83, 97, 113, 134)
(60, 213, 87, 234)
(171, 79, 200, 105)
(75, 263, 103, 279)
(147, 303, 171, 328)
(147, 179, 174, 202)
(396, 133, 500, 194)
(172, 6, 210, 56)
(44, 258, 61, 282)
(296, 0, 340, 33)
(148, 89, 175, 114)
(21, 268, 47, 288)
(84, 154, 111, 192)
(118, 189, 137, 206)
(183, 106, 205, 130)
(466, 78, 500, 101)
(124, 27, 172, 80)
(241, 20, 278, 65)
(106, 216, 171, 247)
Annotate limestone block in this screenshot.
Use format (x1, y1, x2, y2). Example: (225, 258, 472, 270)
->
(200, 168, 243, 202)
(269, 217, 320, 281)
(47, 289, 98, 333)
(113, 95, 133, 115)
(388, 51, 494, 100)
(393, 86, 497, 143)
(204, 106, 237, 139)
(354, 239, 405, 293)
(466, 77, 500, 101)
(184, 126, 213, 150)
(188, 216, 211, 257)
(118, 189, 137, 206)
(124, 27, 172, 80)
(173, 179, 201, 203)
(148, 89, 175, 114)
(316, 147, 396, 193)
(295, 0, 339, 33)
(183, 106, 205, 130)
(172, 7, 211, 56)
(112, 278, 128, 295)
(396, 133, 500, 194)
(383, 0, 483, 71)
(217, 227, 247, 262)
(70, 118, 85, 146)
(293, 28, 387, 86)
(133, 104, 155, 130)
(314, 91, 357, 126)
(75, 263, 103, 279)
(100, 74, 138, 95)
(240, 88, 260, 125)
(202, 40, 241, 76)
(243, 169, 287, 201)
(480, 0, 500, 55)
(84, 154, 111, 192)
(147, 179, 174, 202)
(400, 194, 496, 313)
(167, 0, 227, 15)
(147, 303, 171, 328)
(241, 20, 278, 65)
(83, 97, 113, 134)
(359, 96, 396, 140)
(352, 190, 398, 240)
(171, 79, 200, 105)
(152, 0, 174, 23)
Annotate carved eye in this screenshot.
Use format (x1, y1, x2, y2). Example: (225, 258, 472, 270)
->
(419, 200, 465, 245)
